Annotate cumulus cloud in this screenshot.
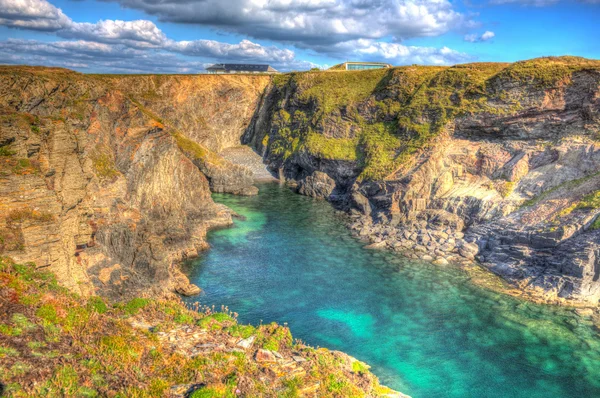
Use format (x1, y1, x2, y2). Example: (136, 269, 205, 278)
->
(0, 0, 305, 68)
(167, 39, 295, 63)
(104, 0, 473, 46)
(64, 20, 168, 48)
(0, 38, 206, 73)
(0, 0, 72, 30)
(464, 30, 495, 43)
(0, 0, 476, 72)
(334, 40, 472, 65)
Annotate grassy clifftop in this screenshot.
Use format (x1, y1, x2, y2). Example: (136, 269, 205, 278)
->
(262, 56, 600, 181)
(0, 258, 401, 397)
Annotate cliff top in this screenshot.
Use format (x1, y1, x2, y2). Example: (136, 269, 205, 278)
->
(0, 257, 402, 397)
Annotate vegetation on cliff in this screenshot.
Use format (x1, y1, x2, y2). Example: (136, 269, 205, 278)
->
(0, 258, 399, 397)
(262, 57, 600, 181)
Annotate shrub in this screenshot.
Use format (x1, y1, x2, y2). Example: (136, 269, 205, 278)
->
(122, 298, 150, 316)
(0, 145, 15, 156)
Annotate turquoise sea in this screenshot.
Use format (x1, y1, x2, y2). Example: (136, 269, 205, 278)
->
(184, 183, 600, 398)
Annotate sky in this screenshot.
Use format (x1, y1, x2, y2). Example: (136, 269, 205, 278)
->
(0, 0, 598, 73)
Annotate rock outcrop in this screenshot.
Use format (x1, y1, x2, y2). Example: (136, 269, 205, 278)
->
(245, 56, 600, 305)
(0, 66, 269, 299)
(1, 57, 599, 306)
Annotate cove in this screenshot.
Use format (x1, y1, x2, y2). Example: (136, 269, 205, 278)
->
(183, 183, 600, 398)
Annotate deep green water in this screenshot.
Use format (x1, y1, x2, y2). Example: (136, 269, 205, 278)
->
(184, 183, 600, 398)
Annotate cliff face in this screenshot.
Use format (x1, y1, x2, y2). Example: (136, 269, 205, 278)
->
(0, 67, 269, 299)
(245, 57, 600, 305)
(2, 58, 599, 306)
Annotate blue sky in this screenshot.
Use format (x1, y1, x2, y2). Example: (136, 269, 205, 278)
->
(0, 0, 598, 73)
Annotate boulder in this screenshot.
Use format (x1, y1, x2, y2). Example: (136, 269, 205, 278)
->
(255, 349, 277, 363)
(236, 335, 256, 349)
(433, 258, 449, 266)
(297, 171, 336, 199)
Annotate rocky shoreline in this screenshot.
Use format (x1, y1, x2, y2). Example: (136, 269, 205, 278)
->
(247, 57, 600, 307)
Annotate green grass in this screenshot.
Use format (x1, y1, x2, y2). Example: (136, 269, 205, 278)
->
(0, 145, 16, 156)
(0, 346, 19, 358)
(522, 172, 600, 208)
(264, 62, 518, 180)
(305, 133, 358, 161)
(294, 69, 390, 115)
(256, 322, 292, 352)
(226, 324, 256, 339)
(122, 297, 150, 316)
(173, 132, 225, 166)
(87, 297, 109, 314)
(263, 57, 600, 181)
(575, 190, 600, 210)
(352, 360, 370, 375)
(495, 56, 600, 87)
(125, 94, 227, 168)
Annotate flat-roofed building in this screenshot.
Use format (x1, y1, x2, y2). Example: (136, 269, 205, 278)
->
(331, 62, 392, 71)
(206, 64, 279, 74)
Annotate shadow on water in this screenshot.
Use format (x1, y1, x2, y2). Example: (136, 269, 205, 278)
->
(184, 182, 600, 398)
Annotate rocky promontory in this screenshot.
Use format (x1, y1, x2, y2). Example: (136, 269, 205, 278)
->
(245, 56, 600, 306)
(0, 66, 270, 300)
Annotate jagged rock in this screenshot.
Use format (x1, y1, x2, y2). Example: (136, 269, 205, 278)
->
(365, 241, 387, 249)
(0, 68, 272, 299)
(236, 335, 256, 349)
(297, 171, 336, 199)
(459, 249, 476, 261)
(246, 59, 600, 304)
(255, 349, 277, 362)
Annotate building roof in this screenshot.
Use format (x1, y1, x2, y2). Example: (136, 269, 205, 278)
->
(343, 62, 392, 66)
(206, 64, 278, 72)
(328, 61, 393, 70)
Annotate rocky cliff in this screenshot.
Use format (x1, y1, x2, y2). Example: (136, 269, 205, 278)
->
(2, 58, 599, 307)
(245, 57, 600, 305)
(0, 66, 269, 300)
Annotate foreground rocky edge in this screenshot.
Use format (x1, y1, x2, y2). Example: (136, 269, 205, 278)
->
(0, 258, 405, 397)
(245, 56, 600, 306)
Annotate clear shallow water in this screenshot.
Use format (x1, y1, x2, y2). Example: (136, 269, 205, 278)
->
(184, 183, 600, 398)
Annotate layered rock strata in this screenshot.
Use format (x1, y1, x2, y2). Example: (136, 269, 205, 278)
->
(0, 66, 269, 299)
(245, 57, 600, 305)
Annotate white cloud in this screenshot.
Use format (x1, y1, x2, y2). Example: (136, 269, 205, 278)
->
(0, 0, 307, 69)
(105, 0, 474, 47)
(0, 0, 72, 30)
(348, 40, 472, 65)
(0, 0, 476, 72)
(167, 39, 295, 63)
(464, 30, 495, 43)
(65, 20, 168, 48)
(0, 38, 205, 73)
